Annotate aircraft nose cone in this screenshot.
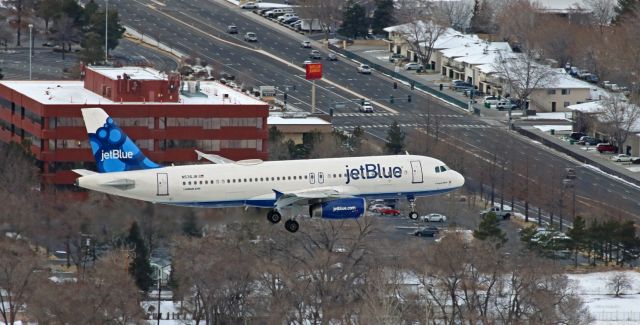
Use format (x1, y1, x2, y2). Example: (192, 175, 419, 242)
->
(454, 171, 465, 188)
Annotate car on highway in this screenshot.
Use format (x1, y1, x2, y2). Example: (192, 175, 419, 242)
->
(359, 100, 374, 113)
(596, 143, 617, 153)
(226, 25, 238, 34)
(327, 53, 338, 61)
(414, 226, 439, 237)
(421, 213, 447, 222)
(240, 2, 258, 9)
(301, 60, 312, 67)
(378, 207, 401, 216)
(309, 50, 322, 59)
(389, 53, 404, 62)
(357, 64, 371, 74)
(244, 32, 258, 42)
(611, 154, 634, 162)
(404, 62, 423, 70)
(301, 40, 311, 48)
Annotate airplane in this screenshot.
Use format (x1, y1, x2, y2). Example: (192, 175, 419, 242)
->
(74, 108, 465, 233)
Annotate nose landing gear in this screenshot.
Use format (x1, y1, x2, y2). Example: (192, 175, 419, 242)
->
(408, 196, 419, 220)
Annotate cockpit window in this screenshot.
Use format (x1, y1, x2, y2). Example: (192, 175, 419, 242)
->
(435, 166, 440, 173)
(441, 165, 447, 171)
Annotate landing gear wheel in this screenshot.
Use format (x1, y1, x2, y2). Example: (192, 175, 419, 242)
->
(267, 210, 282, 224)
(409, 211, 419, 220)
(284, 219, 300, 233)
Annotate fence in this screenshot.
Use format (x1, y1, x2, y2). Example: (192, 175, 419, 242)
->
(328, 44, 469, 110)
(592, 311, 640, 321)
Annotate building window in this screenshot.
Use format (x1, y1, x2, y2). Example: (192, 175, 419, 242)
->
(561, 89, 570, 95)
(547, 89, 556, 95)
(564, 101, 570, 107)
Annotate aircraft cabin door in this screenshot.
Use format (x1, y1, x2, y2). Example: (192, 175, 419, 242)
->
(157, 173, 169, 196)
(410, 161, 424, 184)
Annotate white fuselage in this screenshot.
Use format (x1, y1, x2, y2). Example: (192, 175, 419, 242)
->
(76, 155, 464, 208)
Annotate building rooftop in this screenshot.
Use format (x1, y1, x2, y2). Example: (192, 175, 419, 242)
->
(441, 41, 511, 59)
(0, 80, 265, 106)
(87, 66, 166, 80)
(267, 115, 331, 125)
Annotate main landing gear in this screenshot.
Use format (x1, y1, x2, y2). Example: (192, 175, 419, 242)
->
(267, 209, 300, 233)
(407, 197, 419, 220)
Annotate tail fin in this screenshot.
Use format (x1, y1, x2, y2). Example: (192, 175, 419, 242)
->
(81, 108, 161, 173)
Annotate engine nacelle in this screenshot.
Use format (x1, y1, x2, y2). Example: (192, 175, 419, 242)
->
(310, 198, 366, 219)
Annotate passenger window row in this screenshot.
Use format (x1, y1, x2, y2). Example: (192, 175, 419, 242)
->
(181, 172, 348, 186)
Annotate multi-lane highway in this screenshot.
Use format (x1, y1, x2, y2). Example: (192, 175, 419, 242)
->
(111, 0, 640, 219)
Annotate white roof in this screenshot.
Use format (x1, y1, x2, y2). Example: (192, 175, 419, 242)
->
(535, 0, 591, 13)
(534, 125, 572, 132)
(567, 99, 640, 133)
(543, 69, 593, 89)
(0, 80, 265, 105)
(441, 41, 511, 59)
(267, 116, 331, 126)
(87, 66, 166, 80)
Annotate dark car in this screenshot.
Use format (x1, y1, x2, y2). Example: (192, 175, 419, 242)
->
(414, 226, 439, 237)
(577, 136, 599, 145)
(632, 157, 640, 164)
(570, 132, 586, 141)
(452, 82, 474, 91)
(389, 53, 405, 62)
(226, 25, 238, 34)
(596, 143, 618, 153)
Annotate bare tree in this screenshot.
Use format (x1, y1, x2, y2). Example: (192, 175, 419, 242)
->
(5, 0, 36, 46)
(597, 95, 640, 153)
(295, 0, 344, 39)
(606, 272, 632, 297)
(395, 2, 449, 69)
(434, 0, 474, 31)
(495, 0, 540, 48)
(51, 13, 80, 60)
(585, 0, 617, 34)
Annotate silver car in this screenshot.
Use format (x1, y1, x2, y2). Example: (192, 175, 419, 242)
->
(244, 32, 258, 42)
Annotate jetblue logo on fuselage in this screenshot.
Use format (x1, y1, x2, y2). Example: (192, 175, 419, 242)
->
(345, 164, 402, 184)
(333, 206, 357, 212)
(101, 149, 133, 161)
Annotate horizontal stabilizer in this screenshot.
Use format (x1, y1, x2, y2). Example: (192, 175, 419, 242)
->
(100, 178, 136, 190)
(195, 150, 235, 164)
(72, 169, 97, 176)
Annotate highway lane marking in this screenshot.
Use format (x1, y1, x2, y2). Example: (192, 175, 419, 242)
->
(133, 0, 398, 114)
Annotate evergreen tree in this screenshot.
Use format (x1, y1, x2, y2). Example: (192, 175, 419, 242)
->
(474, 212, 507, 246)
(616, 220, 639, 266)
(519, 224, 538, 247)
(371, 0, 395, 35)
(348, 126, 365, 153)
(385, 121, 405, 154)
(127, 221, 154, 292)
(181, 209, 202, 237)
(79, 31, 104, 64)
(567, 215, 587, 267)
(37, 0, 62, 33)
(341, 0, 368, 38)
(614, 0, 639, 21)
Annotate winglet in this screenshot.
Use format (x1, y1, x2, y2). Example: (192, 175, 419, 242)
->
(273, 189, 284, 200)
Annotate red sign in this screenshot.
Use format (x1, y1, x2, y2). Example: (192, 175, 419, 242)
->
(306, 63, 322, 80)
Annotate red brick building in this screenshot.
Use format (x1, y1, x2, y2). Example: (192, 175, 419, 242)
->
(0, 66, 269, 186)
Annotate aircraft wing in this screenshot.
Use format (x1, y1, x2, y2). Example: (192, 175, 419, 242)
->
(273, 186, 360, 208)
(195, 150, 234, 164)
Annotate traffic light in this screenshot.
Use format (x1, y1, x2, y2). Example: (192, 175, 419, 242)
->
(390, 95, 394, 103)
(407, 95, 412, 102)
(393, 82, 397, 89)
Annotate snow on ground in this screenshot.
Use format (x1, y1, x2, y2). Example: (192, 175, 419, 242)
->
(569, 271, 640, 323)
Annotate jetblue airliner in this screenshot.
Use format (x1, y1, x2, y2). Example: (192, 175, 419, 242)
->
(74, 108, 465, 232)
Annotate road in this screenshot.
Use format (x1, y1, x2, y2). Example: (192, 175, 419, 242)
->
(109, 0, 640, 220)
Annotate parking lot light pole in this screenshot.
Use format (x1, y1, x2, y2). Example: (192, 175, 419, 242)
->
(105, 0, 109, 62)
(28, 24, 33, 80)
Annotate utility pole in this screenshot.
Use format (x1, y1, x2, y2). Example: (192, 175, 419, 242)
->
(28, 24, 33, 80)
(311, 79, 316, 113)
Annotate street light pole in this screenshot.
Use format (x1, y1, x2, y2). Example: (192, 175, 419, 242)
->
(156, 264, 170, 324)
(105, 0, 109, 62)
(28, 24, 33, 80)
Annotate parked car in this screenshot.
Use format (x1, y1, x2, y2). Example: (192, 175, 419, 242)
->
(327, 53, 338, 61)
(240, 2, 258, 9)
(483, 95, 500, 106)
(586, 74, 599, 84)
(226, 24, 238, 34)
(632, 157, 640, 164)
(596, 143, 618, 153)
(368, 203, 388, 212)
(565, 168, 576, 179)
(577, 136, 599, 145)
(404, 62, 423, 70)
(389, 53, 404, 62)
(611, 154, 633, 162)
(480, 207, 511, 220)
(244, 32, 258, 42)
(357, 64, 371, 74)
(451, 82, 474, 91)
(414, 226, 439, 237)
(464, 88, 484, 98)
(282, 17, 299, 24)
(359, 100, 374, 113)
(495, 99, 516, 110)
(309, 50, 322, 59)
(421, 213, 447, 222)
(277, 13, 297, 22)
(378, 207, 401, 216)
(449, 79, 465, 88)
(569, 132, 586, 141)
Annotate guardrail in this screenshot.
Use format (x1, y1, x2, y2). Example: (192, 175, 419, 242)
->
(328, 44, 469, 110)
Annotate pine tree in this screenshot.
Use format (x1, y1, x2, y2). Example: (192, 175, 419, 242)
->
(341, 0, 368, 38)
(385, 121, 405, 154)
(371, 0, 395, 35)
(181, 209, 202, 238)
(567, 215, 587, 267)
(127, 221, 154, 292)
(474, 212, 507, 246)
(614, 0, 640, 22)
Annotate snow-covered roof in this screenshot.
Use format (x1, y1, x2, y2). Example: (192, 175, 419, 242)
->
(441, 41, 511, 59)
(567, 99, 640, 132)
(535, 0, 592, 13)
(87, 66, 165, 80)
(543, 69, 593, 89)
(534, 125, 572, 132)
(0, 80, 265, 105)
(267, 116, 331, 126)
